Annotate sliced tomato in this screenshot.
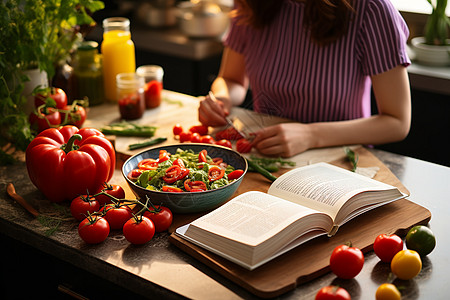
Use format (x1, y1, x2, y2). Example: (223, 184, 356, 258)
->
(228, 169, 244, 180)
(208, 166, 225, 181)
(162, 186, 183, 192)
(127, 169, 145, 181)
(184, 179, 207, 192)
(215, 128, 244, 140)
(172, 158, 185, 168)
(162, 165, 189, 184)
(198, 149, 208, 163)
(212, 157, 224, 165)
(158, 149, 170, 162)
(236, 138, 252, 153)
(138, 158, 159, 170)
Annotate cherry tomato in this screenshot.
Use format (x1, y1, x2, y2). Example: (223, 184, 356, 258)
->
(173, 124, 183, 136)
(390, 249, 422, 280)
(375, 283, 401, 300)
(100, 204, 133, 230)
(172, 158, 186, 168)
(215, 139, 232, 149)
(315, 286, 351, 300)
(200, 135, 215, 144)
(208, 165, 225, 181)
(189, 125, 208, 135)
(190, 132, 201, 143)
(144, 80, 162, 109)
(60, 104, 86, 128)
(228, 169, 244, 180)
(144, 206, 173, 232)
(70, 195, 100, 221)
(198, 149, 208, 163)
(123, 216, 155, 245)
(162, 165, 183, 184)
(184, 179, 207, 192)
(95, 183, 126, 206)
(138, 158, 159, 170)
(215, 127, 244, 140)
(179, 131, 192, 143)
(128, 169, 145, 182)
(78, 216, 110, 244)
(162, 186, 183, 192)
(405, 225, 436, 256)
(236, 138, 252, 153)
(34, 87, 68, 109)
(158, 149, 170, 162)
(29, 107, 61, 133)
(329, 244, 364, 279)
(373, 233, 404, 263)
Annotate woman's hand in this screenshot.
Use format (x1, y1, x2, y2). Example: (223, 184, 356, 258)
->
(198, 94, 230, 127)
(251, 123, 314, 157)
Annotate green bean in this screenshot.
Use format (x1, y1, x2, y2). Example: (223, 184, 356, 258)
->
(100, 121, 157, 137)
(128, 137, 167, 150)
(246, 158, 278, 182)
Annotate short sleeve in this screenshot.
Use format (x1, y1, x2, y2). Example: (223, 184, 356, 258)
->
(356, 0, 411, 75)
(223, 17, 249, 54)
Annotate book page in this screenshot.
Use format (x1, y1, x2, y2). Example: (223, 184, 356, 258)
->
(187, 191, 331, 247)
(268, 162, 398, 221)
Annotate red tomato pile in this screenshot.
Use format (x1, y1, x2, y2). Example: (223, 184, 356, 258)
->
(71, 182, 173, 245)
(316, 227, 436, 299)
(29, 87, 87, 133)
(172, 123, 253, 154)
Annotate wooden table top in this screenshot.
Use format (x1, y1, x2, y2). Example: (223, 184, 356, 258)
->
(1, 90, 449, 299)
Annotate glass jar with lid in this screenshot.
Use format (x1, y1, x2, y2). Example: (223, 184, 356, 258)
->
(116, 73, 145, 120)
(72, 41, 104, 106)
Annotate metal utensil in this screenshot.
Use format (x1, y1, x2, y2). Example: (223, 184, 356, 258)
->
(208, 91, 249, 140)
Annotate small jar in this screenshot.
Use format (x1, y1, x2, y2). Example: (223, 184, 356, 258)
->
(72, 41, 104, 106)
(136, 65, 164, 108)
(116, 73, 145, 120)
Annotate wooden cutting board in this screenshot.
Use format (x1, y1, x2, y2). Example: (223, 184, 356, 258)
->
(167, 147, 432, 298)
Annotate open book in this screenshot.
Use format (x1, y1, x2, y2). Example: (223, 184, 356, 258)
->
(175, 162, 407, 270)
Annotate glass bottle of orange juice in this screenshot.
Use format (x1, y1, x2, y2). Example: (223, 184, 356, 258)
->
(101, 17, 136, 102)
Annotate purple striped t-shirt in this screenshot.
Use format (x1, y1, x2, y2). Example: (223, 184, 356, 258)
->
(224, 0, 410, 122)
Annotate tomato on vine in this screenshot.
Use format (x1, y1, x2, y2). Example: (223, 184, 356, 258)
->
(95, 182, 126, 206)
(144, 205, 173, 232)
(78, 215, 110, 244)
(100, 203, 133, 230)
(329, 243, 364, 279)
(123, 215, 155, 245)
(70, 194, 100, 221)
(315, 286, 351, 300)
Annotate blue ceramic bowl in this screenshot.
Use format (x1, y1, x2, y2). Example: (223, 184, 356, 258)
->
(122, 143, 248, 213)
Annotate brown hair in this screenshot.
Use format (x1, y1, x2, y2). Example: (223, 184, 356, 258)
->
(233, 0, 355, 45)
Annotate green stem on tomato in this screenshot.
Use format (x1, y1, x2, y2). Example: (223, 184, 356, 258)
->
(63, 134, 82, 153)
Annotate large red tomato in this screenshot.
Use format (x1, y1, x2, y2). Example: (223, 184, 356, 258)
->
(25, 125, 116, 202)
(329, 244, 364, 279)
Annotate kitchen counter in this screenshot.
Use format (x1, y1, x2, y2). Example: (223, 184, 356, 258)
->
(1, 91, 450, 299)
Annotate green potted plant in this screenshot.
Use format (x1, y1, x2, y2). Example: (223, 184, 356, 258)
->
(0, 0, 104, 164)
(411, 0, 450, 66)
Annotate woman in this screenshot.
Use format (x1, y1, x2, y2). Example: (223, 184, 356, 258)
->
(198, 0, 411, 157)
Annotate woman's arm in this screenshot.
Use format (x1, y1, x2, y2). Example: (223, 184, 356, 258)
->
(198, 47, 249, 126)
(252, 65, 411, 157)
